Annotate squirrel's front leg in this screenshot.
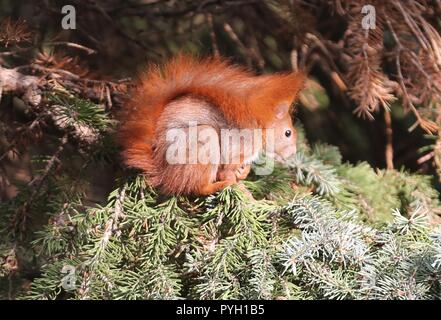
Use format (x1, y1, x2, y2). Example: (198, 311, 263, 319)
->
(217, 163, 251, 182)
(209, 164, 255, 199)
(200, 164, 252, 197)
(198, 179, 236, 196)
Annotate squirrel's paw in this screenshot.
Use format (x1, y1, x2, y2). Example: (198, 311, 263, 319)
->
(235, 164, 251, 180)
(198, 179, 236, 196)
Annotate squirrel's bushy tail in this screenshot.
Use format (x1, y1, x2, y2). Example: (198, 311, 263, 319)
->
(117, 54, 254, 174)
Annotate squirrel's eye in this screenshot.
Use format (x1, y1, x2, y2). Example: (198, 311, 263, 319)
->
(285, 130, 292, 137)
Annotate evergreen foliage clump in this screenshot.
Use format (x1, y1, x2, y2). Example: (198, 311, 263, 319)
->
(1, 118, 440, 300)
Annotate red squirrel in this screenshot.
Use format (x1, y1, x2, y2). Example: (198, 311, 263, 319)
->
(118, 54, 304, 196)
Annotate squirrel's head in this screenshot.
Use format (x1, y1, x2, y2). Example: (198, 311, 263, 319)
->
(264, 102, 297, 161)
(251, 72, 305, 161)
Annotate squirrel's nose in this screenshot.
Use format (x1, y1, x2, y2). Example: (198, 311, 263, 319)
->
(280, 145, 297, 159)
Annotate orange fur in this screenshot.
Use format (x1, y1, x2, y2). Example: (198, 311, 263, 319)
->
(117, 54, 304, 195)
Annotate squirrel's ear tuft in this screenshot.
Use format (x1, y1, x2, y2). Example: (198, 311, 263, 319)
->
(274, 102, 290, 119)
(249, 71, 306, 124)
(256, 71, 306, 103)
(276, 72, 306, 104)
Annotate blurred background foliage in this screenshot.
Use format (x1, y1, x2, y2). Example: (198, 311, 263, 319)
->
(1, 0, 439, 176)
